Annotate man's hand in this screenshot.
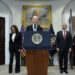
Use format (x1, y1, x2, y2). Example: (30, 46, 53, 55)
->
(56, 48, 59, 52)
(69, 48, 72, 53)
(72, 43, 74, 46)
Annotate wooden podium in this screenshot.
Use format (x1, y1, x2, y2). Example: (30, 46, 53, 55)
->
(24, 31, 50, 75)
(26, 50, 49, 75)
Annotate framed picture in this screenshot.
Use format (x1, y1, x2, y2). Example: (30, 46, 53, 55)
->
(22, 5, 52, 29)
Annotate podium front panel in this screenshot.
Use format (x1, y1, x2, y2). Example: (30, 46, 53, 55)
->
(24, 31, 51, 50)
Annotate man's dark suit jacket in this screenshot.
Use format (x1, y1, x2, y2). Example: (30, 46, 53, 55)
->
(9, 32, 22, 51)
(56, 31, 72, 51)
(26, 25, 43, 31)
(73, 36, 75, 44)
(73, 36, 75, 48)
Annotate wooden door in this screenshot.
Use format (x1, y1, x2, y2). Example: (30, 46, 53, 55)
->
(0, 17, 5, 65)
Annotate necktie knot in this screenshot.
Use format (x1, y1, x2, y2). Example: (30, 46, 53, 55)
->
(34, 24, 36, 26)
(34, 25, 36, 28)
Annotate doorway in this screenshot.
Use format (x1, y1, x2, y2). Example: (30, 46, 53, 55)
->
(0, 17, 5, 65)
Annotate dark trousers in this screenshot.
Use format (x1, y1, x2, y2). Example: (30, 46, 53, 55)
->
(58, 50, 68, 71)
(74, 47, 75, 65)
(69, 48, 74, 68)
(9, 49, 20, 73)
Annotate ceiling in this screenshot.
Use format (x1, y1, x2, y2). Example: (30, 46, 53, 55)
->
(12, 0, 64, 1)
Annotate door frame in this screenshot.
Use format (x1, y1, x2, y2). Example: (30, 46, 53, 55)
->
(0, 14, 10, 65)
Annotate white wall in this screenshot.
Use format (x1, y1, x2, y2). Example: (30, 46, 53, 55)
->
(63, 0, 75, 37)
(1, 0, 72, 65)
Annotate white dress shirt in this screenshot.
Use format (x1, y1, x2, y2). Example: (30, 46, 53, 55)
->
(12, 33, 16, 42)
(32, 24, 37, 31)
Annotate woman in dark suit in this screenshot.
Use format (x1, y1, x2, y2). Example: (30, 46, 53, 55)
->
(9, 25, 22, 73)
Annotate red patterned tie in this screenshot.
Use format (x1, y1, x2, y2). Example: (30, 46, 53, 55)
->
(64, 31, 66, 39)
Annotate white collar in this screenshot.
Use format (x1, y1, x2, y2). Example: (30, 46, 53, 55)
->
(62, 30, 66, 35)
(32, 24, 37, 31)
(62, 29, 66, 32)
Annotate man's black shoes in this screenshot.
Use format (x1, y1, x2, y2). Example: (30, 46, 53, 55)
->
(64, 70, 68, 74)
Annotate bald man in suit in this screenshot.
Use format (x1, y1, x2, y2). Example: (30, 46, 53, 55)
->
(56, 24, 72, 74)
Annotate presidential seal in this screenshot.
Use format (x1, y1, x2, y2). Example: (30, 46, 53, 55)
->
(32, 33, 43, 44)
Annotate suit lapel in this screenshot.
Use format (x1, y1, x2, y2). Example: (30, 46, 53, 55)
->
(32, 24, 34, 31)
(37, 25, 39, 31)
(10, 33, 12, 41)
(65, 31, 68, 39)
(61, 31, 64, 40)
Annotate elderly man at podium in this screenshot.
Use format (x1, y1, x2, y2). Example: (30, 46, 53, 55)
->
(26, 16, 43, 31)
